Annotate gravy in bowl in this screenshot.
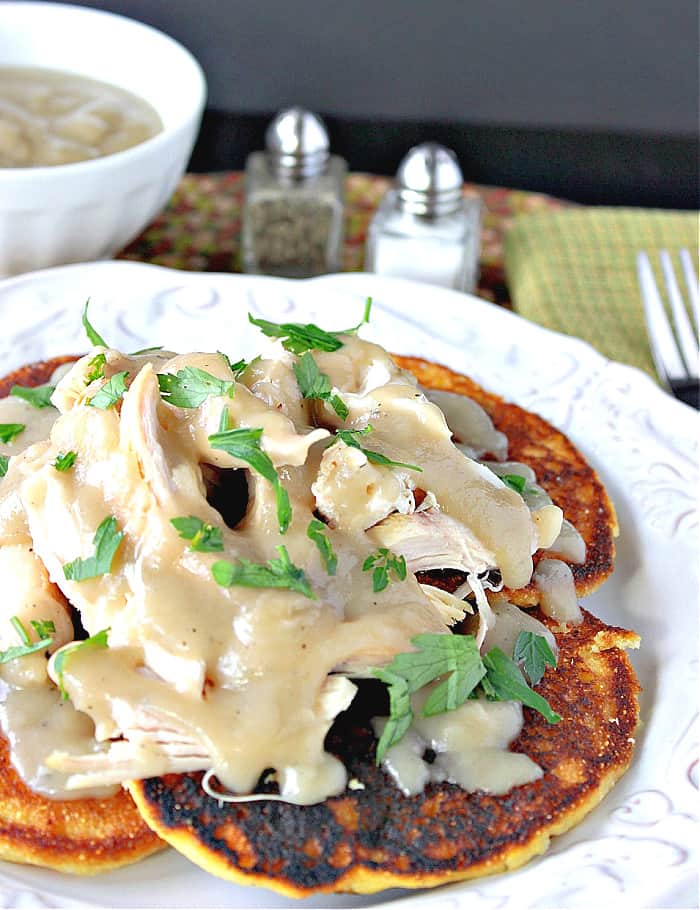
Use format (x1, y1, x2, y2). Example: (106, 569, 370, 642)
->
(0, 66, 162, 167)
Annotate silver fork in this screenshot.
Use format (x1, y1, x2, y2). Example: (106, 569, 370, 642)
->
(636, 249, 699, 409)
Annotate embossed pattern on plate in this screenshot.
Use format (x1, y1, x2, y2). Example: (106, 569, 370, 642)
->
(0, 262, 697, 910)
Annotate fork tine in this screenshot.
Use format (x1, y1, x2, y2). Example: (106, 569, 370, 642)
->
(637, 252, 686, 383)
(660, 250, 699, 378)
(679, 247, 699, 327)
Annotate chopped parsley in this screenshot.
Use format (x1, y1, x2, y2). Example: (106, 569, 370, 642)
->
(158, 367, 236, 408)
(248, 297, 372, 355)
(0, 423, 25, 444)
(293, 352, 348, 420)
(10, 382, 56, 409)
(209, 416, 291, 534)
(63, 516, 124, 581)
(53, 629, 110, 700)
(513, 631, 557, 686)
(0, 455, 9, 477)
(373, 632, 560, 763)
(53, 451, 77, 472)
(334, 426, 422, 472)
(85, 353, 107, 384)
(0, 616, 55, 665)
(501, 473, 527, 495)
(362, 547, 407, 593)
(88, 371, 128, 410)
(131, 345, 164, 355)
(212, 545, 315, 599)
(217, 353, 248, 378)
(171, 516, 224, 552)
(82, 300, 108, 347)
(306, 518, 338, 575)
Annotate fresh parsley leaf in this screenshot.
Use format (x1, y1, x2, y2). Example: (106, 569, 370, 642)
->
(88, 371, 128, 410)
(502, 473, 527, 495)
(53, 451, 77, 472)
(372, 630, 560, 761)
(10, 382, 56, 409)
(218, 352, 248, 378)
(513, 631, 557, 686)
(158, 367, 236, 408)
(212, 545, 315, 599)
(30, 619, 55, 639)
(63, 516, 124, 581)
(85, 353, 107, 384)
(0, 455, 9, 478)
(306, 518, 337, 575)
(171, 516, 224, 552)
(248, 300, 371, 355)
(293, 352, 349, 420)
(0, 616, 54, 665)
(82, 300, 108, 347)
(0, 423, 25, 444)
(362, 547, 407, 593)
(335, 426, 422, 472)
(208, 419, 291, 534)
(131, 345, 164, 355)
(53, 629, 110, 700)
(482, 646, 562, 724)
(374, 668, 413, 763)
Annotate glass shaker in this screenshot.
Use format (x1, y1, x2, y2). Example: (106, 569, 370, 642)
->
(242, 108, 346, 278)
(365, 142, 481, 293)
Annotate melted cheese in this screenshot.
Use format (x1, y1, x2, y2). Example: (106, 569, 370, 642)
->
(0, 337, 561, 804)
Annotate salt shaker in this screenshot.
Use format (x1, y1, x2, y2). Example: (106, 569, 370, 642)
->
(365, 142, 481, 292)
(242, 108, 346, 278)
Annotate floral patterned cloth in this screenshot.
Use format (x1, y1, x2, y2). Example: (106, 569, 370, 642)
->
(118, 172, 570, 306)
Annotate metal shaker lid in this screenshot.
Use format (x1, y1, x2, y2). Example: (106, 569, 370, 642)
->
(396, 142, 464, 216)
(265, 107, 330, 179)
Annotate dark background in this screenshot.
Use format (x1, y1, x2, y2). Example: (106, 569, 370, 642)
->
(51, 0, 699, 208)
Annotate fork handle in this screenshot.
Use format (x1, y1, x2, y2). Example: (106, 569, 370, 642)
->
(670, 379, 699, 409)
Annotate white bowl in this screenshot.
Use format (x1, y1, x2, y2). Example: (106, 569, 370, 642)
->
(0, 2, 206, 276)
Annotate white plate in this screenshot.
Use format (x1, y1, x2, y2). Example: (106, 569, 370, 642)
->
(0, 262, 697, 910)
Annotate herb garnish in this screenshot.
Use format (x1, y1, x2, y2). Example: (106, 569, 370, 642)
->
(0, 455, 9, 477)
(334, 425, 422, 472)
(131, 345, 164, 355)
(212, 545, 315, 599)
(373, 632, 561, 763)
(248, 297, 372, 355)
(362, 547, 407, 593)
(82, 300, 108, 347)
(501, 473, 527, 495)
(293, 352, 348, 420)
(218, 352, 248, 378)
(53, 451, 77, 472)
(0, 616, 55, 665)
(0, 424, 25, 444)
(10, 382, 56, 409)
(63, 516, 124, 581)
(209, 415, 291, 534)
(171, 516, 224, 552)
(53, 629, 110, 700)
(513, 630, 557, 686)
(306, 518, 338, 575)
(158, 367, 236, 408)
(85, 353, 107, 384)
(88, 371, 128, 410)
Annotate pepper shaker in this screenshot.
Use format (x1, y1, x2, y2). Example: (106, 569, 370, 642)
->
(242, 108, 346, 278)
(365, 142, 481, 292)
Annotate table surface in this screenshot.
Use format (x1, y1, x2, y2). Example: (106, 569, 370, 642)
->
(118, 172, 572, 307)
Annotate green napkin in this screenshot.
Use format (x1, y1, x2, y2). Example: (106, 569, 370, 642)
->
(504, 208, 699, 379)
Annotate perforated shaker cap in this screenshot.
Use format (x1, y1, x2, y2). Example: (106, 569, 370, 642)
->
(265, 107, 330, 179)
(396, 142, 464, 216)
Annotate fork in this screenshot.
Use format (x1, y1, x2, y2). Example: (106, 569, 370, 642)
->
(636, 249, 699, 409)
